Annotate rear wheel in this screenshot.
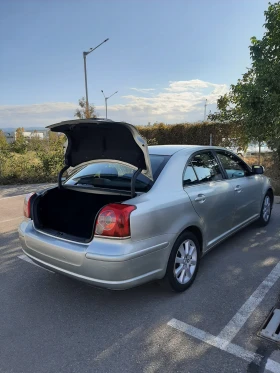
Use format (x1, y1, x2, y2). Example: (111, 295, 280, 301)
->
(258, 193, 272, 226)
(165, 231, 200, 292)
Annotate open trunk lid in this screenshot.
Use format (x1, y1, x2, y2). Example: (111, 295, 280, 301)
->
(47, 119, 153, 180)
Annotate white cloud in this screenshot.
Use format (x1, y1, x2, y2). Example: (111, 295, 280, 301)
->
(130, 88, 155, 93)
(108, 79, 228, 122)
(165, 80, 210, 92)
(0, 79, 228, 128)
(0, 102, 77, 128)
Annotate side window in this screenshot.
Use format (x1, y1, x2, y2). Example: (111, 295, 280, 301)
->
(183, 165, 198, 186)
(183, 151, 223, 186)
(191, 152, 223, 182)
(216, 151, 249, 179)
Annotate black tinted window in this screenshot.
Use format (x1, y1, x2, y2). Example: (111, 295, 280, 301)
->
(216, 151, 249, 179)
(65, 155, 169, 192)
(191, 152, 222, 183)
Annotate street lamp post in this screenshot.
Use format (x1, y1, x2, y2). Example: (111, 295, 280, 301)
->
(83, 38, 109, 114)
(101, 90, 118, 119)
(204, 99, 208, 122)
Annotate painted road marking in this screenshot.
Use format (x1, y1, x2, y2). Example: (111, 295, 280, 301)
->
(265, 359, 280, 373)
(168, 319, 280, 372)
(18, 254, 54, 273)
(168, 319, 262, 365)
(168, 261, 280, 372)
(217, 261, 280, 345)
(0, 217, 22, 223)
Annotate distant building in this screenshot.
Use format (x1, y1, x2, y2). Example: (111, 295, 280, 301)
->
(15, 130, 48, 140)
(23, 130, 48, 139)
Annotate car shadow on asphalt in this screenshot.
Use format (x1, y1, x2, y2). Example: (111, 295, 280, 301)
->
(1, 211, 280, 373)
(0, 230, 22, 274)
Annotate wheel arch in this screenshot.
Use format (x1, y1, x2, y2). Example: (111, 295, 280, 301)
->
(163, 225, 203, 291)
(267, 187, 274, 205)
(177, 225, 203, 254)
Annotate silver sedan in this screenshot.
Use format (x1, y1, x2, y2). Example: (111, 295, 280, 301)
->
(19, 119, 274, 292)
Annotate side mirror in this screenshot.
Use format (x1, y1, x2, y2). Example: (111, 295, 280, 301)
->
(251, 165, 264, 174)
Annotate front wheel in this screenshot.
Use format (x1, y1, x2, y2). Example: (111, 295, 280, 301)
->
(258, 193, 272, 226)
(165, 231, 200, 292)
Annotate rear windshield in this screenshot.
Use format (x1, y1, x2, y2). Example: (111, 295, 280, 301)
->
(65, 155, 170, 192)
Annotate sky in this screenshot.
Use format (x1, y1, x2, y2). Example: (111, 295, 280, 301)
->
(0, 0, 272, 129)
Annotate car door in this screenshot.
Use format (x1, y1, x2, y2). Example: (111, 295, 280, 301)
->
(215, 150, 261, 228)
(183, 150, 236, 248)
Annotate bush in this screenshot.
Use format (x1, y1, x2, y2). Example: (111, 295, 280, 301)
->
(0, 152, 44, 184)
(0, 124, 279, 193)
(136, 122, 245, 148)
(0, 131, 65, 185)
(244, 154, 280, 194)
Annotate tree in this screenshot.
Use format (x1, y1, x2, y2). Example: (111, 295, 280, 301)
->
(0, 131, 9, 178)
(27, 131, 46, 152)
(35, 131, 65, 180)
(209, 2, 280, 162)
(74, 97, 97, 119)
(13, 127, 27, 154)
(48, 131, 65, 148)
(0, 130, 8, 150)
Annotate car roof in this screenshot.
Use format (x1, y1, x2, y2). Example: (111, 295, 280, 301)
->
(148, 145, 222, 156)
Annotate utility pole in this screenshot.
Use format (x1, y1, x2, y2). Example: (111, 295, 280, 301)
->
(101, 90, 118, 119)
(83, 54, 89, 113)
(204, 99, 208, 122)
(83, 38, 109, 115)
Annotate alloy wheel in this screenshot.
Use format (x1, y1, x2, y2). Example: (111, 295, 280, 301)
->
(263, 195, 271, 222)
(174, 239, 198, 284)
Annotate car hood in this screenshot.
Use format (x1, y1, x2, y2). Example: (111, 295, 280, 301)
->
(47, 119, 153, 180)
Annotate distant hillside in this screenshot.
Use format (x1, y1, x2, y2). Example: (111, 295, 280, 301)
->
(1, 127, 49, 134)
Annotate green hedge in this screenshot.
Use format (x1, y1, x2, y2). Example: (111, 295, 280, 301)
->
(0, 122, 247, 184)
(136, 122, 245, 147)
(0, 122, 272, 185)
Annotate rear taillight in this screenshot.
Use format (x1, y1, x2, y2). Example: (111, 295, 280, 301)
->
(23, 193, 35, 218)
(95, 204, 136, 238)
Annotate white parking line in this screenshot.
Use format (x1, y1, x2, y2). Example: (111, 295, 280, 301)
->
(168, 319, 262, 365)
(18, 254, 54, 273)
(217, 261, 280, 345)
(168, 261, 280, 372)
(168, 319, 280, 372)
(265, 359, 280, 373)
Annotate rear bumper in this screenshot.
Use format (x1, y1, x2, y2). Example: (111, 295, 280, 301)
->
(18, 220, 173, 290)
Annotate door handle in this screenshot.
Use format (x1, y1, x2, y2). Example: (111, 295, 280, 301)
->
(195, 194, 206, 203)
(234, 185, 242, 193)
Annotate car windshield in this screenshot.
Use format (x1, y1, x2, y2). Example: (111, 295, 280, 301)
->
(65, 154, 170, 192)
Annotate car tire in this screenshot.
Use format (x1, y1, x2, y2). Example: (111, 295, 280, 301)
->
(258, 193, 272, 226)
(165, 231, 201, 292)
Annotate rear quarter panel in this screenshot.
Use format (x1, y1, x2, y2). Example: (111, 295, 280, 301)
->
(129, 150, 204, 248)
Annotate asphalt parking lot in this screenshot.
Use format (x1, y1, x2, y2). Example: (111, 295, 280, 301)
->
(1, 184, 280, 373)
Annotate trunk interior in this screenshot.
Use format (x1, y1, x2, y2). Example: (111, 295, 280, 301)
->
(33, 187, 128, 243)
